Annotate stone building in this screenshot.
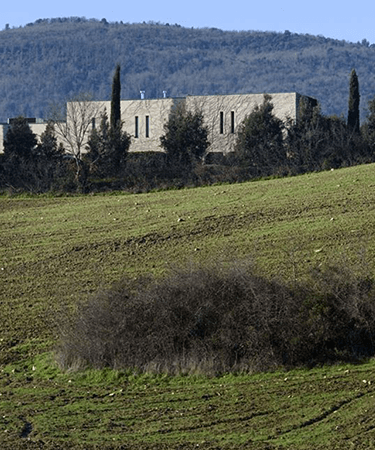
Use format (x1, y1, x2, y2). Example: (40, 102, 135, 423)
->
(0, 92, 316, 155)
(86, 92, 315, 155)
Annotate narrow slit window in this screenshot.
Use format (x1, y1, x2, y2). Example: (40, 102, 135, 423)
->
(135, 116, 139, 138)
(92, 117, 96, 130)
(145, 115, 149, 138)
(220, 111, 224, 134)
(231, 111, 235, 134)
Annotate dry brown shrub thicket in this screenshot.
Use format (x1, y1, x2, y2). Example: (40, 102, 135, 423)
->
(56, 260, 375, 374)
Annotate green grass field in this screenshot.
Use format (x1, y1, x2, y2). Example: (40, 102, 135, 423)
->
(2, 164, 375, 448)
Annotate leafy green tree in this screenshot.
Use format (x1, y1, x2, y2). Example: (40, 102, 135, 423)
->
(160, 102, 209, 174)
(111, 64, 121, 130)
(234, 95, 285, 175)
(347, 69, 360, 134)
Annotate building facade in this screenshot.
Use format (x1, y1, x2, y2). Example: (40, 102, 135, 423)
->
(0, 92, 316, 155)
(88, 92, 313, 155)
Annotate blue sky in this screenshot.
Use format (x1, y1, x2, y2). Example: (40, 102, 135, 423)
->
(4, 0, 375, 44)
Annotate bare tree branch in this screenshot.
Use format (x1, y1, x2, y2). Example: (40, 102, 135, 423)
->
(49, 93, 105, 161)
(48, 93, 105, 183)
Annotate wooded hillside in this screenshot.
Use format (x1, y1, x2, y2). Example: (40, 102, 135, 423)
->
(1, 17, 375, 122)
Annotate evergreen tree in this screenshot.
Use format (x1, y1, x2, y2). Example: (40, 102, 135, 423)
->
(86, 111, 110, 173)
(107, 124, 131, 177)
(347, 69, 360, 134)
(3, 117, 37, 161)
(286, 97, 363, 172)
(92, 64, 130, 178)
(234, 95, 285, 176)
(160, 101, 209, 174)
(361, 97, 375, 155)
(33, 121, 68, 191)
(1, 117, 72, 192)
(2, 117, 38, 189)
(37, 121, 63, 158)
(111, 64, 121, 130)
(87, 110, 130, 177)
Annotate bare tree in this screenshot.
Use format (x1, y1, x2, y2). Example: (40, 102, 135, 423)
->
(49, 93, 104, 182)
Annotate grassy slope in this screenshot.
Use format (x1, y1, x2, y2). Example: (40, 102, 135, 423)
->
(2, 164, 375, 448)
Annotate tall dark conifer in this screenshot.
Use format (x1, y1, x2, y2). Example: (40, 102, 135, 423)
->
(347, 69, 360, 134)
(111, 64, 121, 130)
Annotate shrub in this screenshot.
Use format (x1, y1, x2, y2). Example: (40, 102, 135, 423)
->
(56, 260, 375, 374)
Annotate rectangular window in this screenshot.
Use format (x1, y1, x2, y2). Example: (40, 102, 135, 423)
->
(92, 117, 96, 130)
(135, 116, 139, 138)
(220, 111, 224, 134)
(145, 115, 149, 138)
(231, 111, 235, 134)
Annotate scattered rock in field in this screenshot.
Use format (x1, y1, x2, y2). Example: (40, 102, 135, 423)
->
(177, 218, 184, 222)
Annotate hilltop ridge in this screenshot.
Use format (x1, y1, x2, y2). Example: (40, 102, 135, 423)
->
(0, 17, 375, 122)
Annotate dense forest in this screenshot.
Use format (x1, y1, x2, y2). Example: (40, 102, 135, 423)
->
(1, 17, 375, 123)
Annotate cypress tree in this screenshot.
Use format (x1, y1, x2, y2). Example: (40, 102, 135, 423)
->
(347, 69, 360, 134)
(110, 64, 121, 130)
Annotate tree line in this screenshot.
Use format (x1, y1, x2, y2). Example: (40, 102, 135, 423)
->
(0, 67, 374, 194)
(1, 19, 375, 123)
